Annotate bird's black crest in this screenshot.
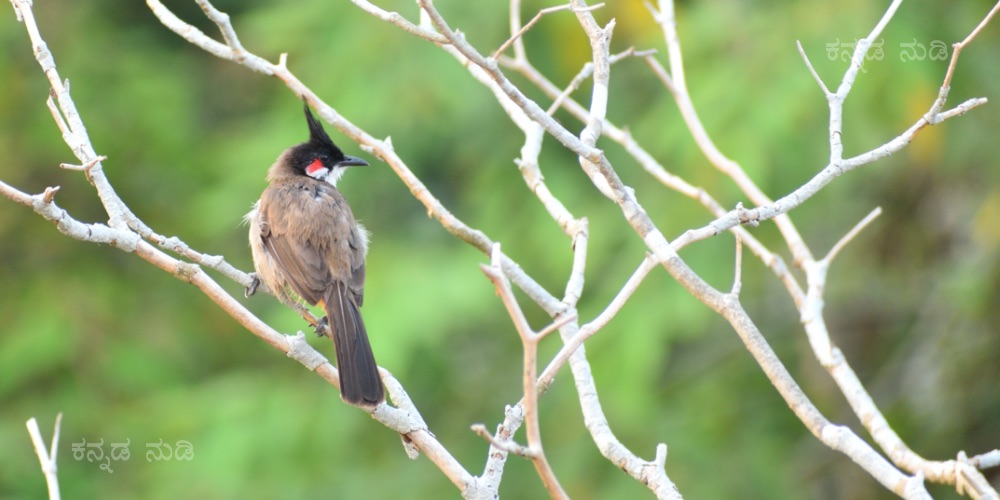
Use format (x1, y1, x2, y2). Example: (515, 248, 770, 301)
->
(304, 104, 341, 154)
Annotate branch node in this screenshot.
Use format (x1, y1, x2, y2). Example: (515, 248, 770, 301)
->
(202, 253, 224, 267)
(735, 202, 759, 227)
(471, 423, 533, 457)
(654, 442, 668, 467)
(174, 261, 201, 283)
(60, 154, 106, 172)
(41, 186, 60, 204)
(969, 449, 1000, 470)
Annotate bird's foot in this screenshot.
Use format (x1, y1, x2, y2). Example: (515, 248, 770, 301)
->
(314, 316, 329, 338)
(244, 273, 261, 298)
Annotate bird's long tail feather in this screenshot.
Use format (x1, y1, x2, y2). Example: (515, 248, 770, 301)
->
(325, 282, 384, 407)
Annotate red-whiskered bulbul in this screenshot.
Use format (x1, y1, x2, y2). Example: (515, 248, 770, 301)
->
(246, 105, 384, 407)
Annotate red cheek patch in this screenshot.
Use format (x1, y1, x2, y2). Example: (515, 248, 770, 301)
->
(306, 159, 325, 176)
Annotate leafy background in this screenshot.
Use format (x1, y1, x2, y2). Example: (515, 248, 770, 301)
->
(1, 1, 998, 498)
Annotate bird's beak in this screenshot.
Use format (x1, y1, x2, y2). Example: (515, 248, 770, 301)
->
(337, 155, 369, 167)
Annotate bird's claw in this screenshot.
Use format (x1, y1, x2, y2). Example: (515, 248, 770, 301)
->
(245, 273, 261, 298)
(314, 316, 329, 338)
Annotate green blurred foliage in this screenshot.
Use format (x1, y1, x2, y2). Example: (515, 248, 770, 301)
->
(2, 0, 998, 498)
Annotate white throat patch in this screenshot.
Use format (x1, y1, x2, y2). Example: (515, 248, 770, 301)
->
(321, 167, 347, 186)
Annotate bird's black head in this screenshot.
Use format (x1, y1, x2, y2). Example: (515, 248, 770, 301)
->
(287, 105, 368, 185)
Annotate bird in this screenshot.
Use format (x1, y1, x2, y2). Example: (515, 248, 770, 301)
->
(246, 104, 384, 407)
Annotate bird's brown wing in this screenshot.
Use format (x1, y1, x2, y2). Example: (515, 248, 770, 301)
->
(348, 227, 366, 307)
(257, 180, 355, 305)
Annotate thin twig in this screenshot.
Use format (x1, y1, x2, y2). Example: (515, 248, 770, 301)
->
(730, 234, 743, 296)
(471, 423, 533, 457)
(796, 40, 831, 96)
(26, 414, 62, 500)
(60, 155, 106, 172)
(494, 3, 600, 60)
(545, 46, 643, 115)
(940, 1, 1000, 91)
(45, 93, 73, 145)
(821, 207, 881, 265)
(538, 313, 578, 341)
